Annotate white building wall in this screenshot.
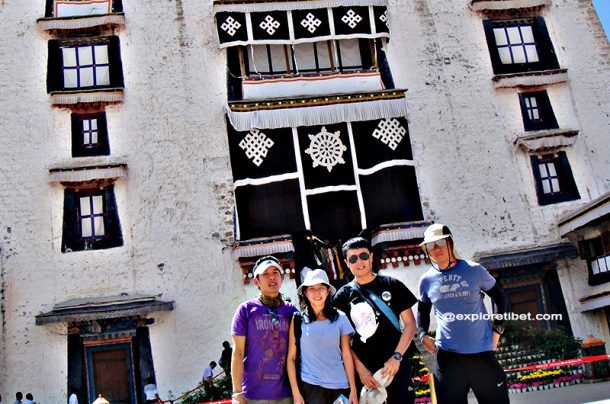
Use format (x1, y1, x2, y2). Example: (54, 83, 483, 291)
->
(0, 0, 609, 402)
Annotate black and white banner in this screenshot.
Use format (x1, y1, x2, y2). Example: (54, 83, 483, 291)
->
(227, 116, 423, 241)
(215, 4, 390, 47)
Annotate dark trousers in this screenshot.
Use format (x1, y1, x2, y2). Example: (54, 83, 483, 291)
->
(355, 361, 415, 404)
(386, 361, 415, 404)
(302, 381, 349, 404)
(433, 349, 509, 404)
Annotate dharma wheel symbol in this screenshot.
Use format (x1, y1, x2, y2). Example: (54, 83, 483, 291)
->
(304, 127, 347, 172)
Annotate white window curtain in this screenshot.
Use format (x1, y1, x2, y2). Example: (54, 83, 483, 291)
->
(83, 118, 98, 145)
(337, 38, 362, 69)
(80, 195, 105, 237)
(538, 162, 559, 194)
(248, 45, 287, 74)
(494, 26, 539, 64)
(62, 45, 110, 88)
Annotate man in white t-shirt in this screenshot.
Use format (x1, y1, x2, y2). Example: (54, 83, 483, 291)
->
(143, 376, 160, 403)
(68, 387, 79, 404)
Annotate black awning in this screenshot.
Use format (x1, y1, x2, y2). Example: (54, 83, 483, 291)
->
(36, 294, 174, 325)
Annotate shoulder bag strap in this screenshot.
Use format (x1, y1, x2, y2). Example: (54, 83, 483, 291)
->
(349, 280, 402, 333)
(293, 312, 304, 389)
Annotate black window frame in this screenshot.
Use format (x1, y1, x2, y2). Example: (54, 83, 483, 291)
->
(47, 36, 124, 93)
(45, 0, 123, 18)
(518, 90, 559, 131)
(61, 184, 123, 252)
(483, 17, 559, 75)
(579, 232, 610, 286)
(530, 151, 580, 206)
(71, 111, 110, 157)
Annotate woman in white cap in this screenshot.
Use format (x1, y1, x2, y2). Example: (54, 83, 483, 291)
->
(287, 269, 359, 404)
(416, 223, 509, 404)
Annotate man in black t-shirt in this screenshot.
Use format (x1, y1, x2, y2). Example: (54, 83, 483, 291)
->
(332, 237, 418, 403)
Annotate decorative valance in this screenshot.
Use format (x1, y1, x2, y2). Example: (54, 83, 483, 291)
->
(475, 243, 578, 270)
(37, 14, 125, 30)
(378, 244, 429, 269)
(234, 234, 295, 258)
(237, 254, 297, 284)
(370, 221, 432, 246)
(470, 0, 550, 12)
(492, 69, 568, 89)
(49, 163, 127, 183)
(227, 89, 408, 131)
(215, 3, 389, 47)
(514, 129, 579, 152)
(50, 89, 124, 105)
(36, 294, 174, 325)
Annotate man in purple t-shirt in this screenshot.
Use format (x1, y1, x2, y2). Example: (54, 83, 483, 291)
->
(231, 255, 298, 404)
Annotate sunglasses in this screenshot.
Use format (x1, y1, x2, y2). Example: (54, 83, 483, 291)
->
(424, 238, 447, 251)
(348, 252, 370, 264)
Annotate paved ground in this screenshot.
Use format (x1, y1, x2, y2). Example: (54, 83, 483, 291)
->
(467, 379, 610, 404)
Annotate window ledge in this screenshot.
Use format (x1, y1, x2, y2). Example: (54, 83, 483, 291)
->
(48, 163, 127, 183)
(50, 88, 124, 106)
(37, 13, 125, 31)
(492, 68, 568, 89)
(514, 128, 579, 152)
(470, 0, 550, 13)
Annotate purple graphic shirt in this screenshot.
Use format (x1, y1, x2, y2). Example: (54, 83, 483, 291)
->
(231, 299, 298, 400)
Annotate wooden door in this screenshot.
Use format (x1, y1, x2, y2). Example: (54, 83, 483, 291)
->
(86, 342, 136, 404)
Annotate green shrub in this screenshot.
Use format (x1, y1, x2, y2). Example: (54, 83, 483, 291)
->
(180, 375, 232, 404)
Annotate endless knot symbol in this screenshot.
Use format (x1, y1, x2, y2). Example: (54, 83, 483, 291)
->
(379, 10, 388, 24)
(260, 15, 281, 35)
(341, 9, 362, 29)
(301, 13, 322, 33)
(372, 118, 406, 151)
(239, 129, 274, 166)
(304, 127, 347, 172)
(221, 17, 241, 37)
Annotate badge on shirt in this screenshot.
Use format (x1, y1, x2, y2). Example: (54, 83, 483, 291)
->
(381, 291, 392, 302)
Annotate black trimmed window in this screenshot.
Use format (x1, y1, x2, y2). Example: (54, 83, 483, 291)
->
(45, 0, 123, 18)
(227, 38, 388, 101)
(47, 36, 124, 93)
(243, 38, 372, 75)
(62, 185, 123, 252)
(518, 91, 559, 131)
(483, 17, 559, 75)
(530, 152, 580, 205)
(579, 232, 610, 286)
(71, 112, 110, 157)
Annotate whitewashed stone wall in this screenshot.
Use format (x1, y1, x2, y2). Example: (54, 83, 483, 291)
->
(0, 0, 608, 402)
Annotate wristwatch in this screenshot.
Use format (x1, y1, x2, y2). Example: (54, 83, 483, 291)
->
(392, 352, 403, 361)
(492, 324, 505, 335)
